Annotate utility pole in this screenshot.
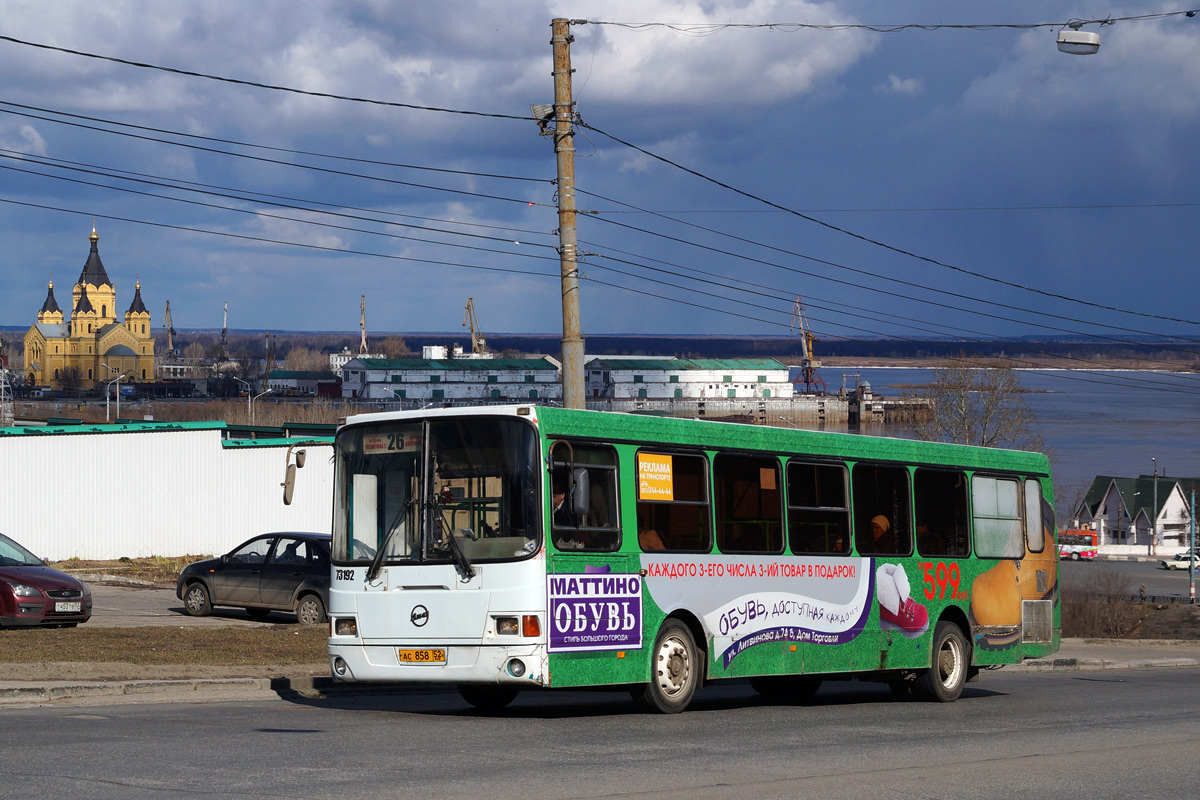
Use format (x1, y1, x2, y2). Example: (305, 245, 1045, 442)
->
(1152, 457, 1159, 558)
(551, 18, 584, 409)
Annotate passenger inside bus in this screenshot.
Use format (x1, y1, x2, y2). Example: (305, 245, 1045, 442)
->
(638, 528, 665, 551)
(868, 515, 900, 554)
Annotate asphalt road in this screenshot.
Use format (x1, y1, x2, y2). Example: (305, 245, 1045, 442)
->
(1, 667, 1197, 799)
(1058, 557, 1198, 598)
(87, 584, 303, 627)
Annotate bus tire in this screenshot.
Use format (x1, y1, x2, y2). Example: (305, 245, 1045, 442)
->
(915, 621, 970, 703)
(633, 619, 700, 714)
(749, 675, 822, 701)
(458, 685, 519, 710)
(1071, 552, 1080, 561)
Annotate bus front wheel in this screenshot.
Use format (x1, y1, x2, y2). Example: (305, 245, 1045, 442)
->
(458, 685, 519, 710)
(915, 621, 969, 702)
(633, 619, 700, 714)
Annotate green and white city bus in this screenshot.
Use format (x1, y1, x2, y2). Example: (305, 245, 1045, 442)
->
(326, 405, 1059, 713)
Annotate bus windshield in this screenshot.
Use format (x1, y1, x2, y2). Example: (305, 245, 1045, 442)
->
(332, 416, 541, 566)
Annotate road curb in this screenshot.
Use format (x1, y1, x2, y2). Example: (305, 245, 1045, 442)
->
(0, 677, 272, 706)
(1014, 656, 1200, 672)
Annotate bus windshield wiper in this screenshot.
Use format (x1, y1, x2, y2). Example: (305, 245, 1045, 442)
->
(366, 498, 414, 583)
(434, 507, 475, 582)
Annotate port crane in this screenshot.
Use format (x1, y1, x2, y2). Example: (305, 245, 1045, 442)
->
(791, 297, 825, 395)
(359, 295, 369, 354)
(462, 298, 488, 354)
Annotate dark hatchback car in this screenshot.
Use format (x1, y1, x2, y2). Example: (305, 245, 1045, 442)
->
(0, 532, 93, 628)
(176, 532, 331, 624)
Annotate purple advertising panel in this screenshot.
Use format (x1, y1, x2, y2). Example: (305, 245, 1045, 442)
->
(547, 573, 643, 652)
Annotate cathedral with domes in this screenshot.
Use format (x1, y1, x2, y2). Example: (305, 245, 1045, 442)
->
(23, 226, 155, 390)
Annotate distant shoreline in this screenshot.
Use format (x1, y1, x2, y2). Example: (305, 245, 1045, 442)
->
(819, 357, 1196, 373)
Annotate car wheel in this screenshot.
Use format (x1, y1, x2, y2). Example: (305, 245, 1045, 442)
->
(246, 607, 272, 620)
(296, 594, 326, 625)
(458, 685, 519, 710)
(632, 618, 701, 714)
(915, 621, 970, 703)
(183, 582, 212, 617)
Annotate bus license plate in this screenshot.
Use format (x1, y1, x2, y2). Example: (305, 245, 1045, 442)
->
(55, 601, 82, 613)
(397, 648, 446, 664)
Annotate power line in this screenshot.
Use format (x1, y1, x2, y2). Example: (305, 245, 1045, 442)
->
(0, 151, 558, 253)
(0, 146, 555, 241)
(0, 36, 533, 122)
(578, 11, 1198, 34)
(577, 240, 1200, 393)
(7, 30, 1195, 329)
(575, 121, 1200, 328)
(0, 100, 548, 184)
(0, 196, 557, 280)
(0, 159, 561, 266)
(579, 190, 1200, 348)
(0, 104, 555, 208)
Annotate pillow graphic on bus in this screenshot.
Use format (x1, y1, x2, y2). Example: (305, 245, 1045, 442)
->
(876, 563, 929, 638)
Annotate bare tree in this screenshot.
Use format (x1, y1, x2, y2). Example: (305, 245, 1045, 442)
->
(378, 336, 411, 359)
(283, 345, 328, 371)
(914, 357, 1043, 451)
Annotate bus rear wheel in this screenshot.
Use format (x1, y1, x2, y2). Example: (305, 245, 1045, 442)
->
(458, 685, 519, 710)
(633, 619, 700, 714)
(915, 621, 969, 702)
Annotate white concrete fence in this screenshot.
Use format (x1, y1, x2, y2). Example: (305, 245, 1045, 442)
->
(1, 423, 333, 561)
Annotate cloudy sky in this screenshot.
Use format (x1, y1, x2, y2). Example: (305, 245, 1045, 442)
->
(2, 1, 1199, 349)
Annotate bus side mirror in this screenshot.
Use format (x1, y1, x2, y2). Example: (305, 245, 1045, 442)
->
(296, 449, 306, 468)
(572, 468, 590, 516)
(283, 463, 297, 505)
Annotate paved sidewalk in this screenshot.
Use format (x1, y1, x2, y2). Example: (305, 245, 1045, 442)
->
(2, 638, 1197, 708)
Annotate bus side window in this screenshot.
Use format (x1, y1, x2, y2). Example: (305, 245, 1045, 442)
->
(914, 469, 970, 557)
(1025, 478, 1045, 552)
(853, 464, 912, 556)
(714, 453, 783, 554)
(786, 461, 850, 555)
(550, 443, 620, 552)
(972, 475, 1024, 558)
(635, 451, 711, 553)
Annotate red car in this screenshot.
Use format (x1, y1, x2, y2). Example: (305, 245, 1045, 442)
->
(0, 532, 93, 628)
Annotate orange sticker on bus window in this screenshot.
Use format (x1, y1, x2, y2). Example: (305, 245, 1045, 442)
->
(638, 453, 674, 501)
(760, 468, 776, 491)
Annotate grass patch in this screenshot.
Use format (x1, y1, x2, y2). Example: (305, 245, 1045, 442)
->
(0, 625, 327, 666)
(49, 556, 208, 585)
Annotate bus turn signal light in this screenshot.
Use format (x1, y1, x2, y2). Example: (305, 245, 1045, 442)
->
(522, 615, 540, 637)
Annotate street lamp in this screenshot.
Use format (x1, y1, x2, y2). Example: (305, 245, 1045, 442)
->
(1057, 22, 1101, 55)
(233, 377, 252, 421)
(250, 388, 272, 425)
(100, 362, 128, 423)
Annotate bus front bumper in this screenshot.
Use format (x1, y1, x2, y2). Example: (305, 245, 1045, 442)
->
(328, 642, 549, 686)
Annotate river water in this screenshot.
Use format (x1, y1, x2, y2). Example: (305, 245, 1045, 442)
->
(831, 367, 1200, 499)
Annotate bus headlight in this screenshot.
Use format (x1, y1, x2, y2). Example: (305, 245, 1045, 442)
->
(334, 617, 358, 636)
(495, 617, 519, 635)
(332, 657, 349, 677)
(507, 658, 526, 678)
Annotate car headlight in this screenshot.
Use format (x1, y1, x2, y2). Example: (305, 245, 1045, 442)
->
(6, 582, 41, 597)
